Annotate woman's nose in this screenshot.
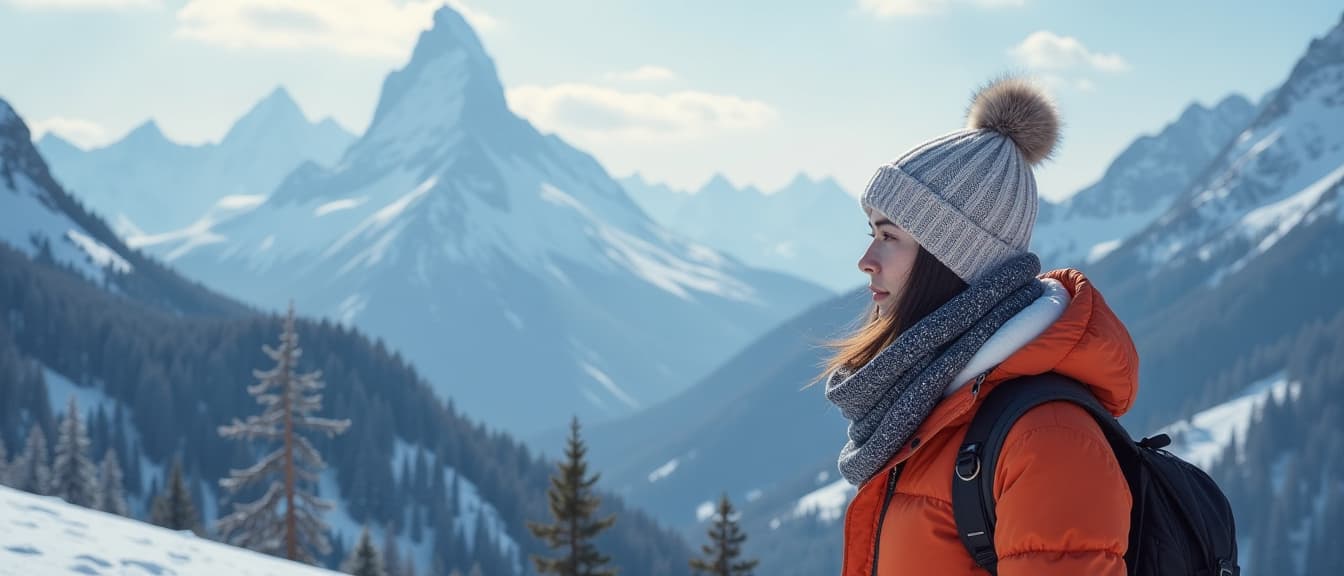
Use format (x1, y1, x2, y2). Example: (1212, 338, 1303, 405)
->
(858, 245, 878, 275)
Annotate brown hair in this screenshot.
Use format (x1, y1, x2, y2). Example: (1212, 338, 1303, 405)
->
(814, 246, 967, 384)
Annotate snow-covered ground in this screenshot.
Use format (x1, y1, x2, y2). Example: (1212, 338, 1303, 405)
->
(789, 479, 852, 525)
(647, 458, 679, 483)
(0, 170, 133, 285)
(0, 485, 339, 576)
(324, 439, 521, 575)
(42, 366, 162, 517)
(1158, 372, 1298, 469)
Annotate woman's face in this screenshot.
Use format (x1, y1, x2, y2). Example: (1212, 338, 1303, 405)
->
(859, 208, 920, 316)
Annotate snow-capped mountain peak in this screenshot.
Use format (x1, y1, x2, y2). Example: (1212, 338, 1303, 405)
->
(1121, 14, 1344, 279)
(1258, 11, 1344, 126)
(350, 6, 511, 169)
(219, 85, 312, 146)
(120, 119, 171, 149)
(139, 5, 828, 435)
(37, 80, 357, 238)
(696, 172, 762, 198)
(1030, 89, 1257, 267)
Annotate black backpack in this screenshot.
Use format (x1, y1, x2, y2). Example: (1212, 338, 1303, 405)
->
(951, 372, 1240, 576)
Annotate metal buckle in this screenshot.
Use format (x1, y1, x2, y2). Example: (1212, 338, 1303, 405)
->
(956, 446, 981, 481)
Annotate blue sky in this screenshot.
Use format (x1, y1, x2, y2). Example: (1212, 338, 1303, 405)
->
(1, 0, 1339, 201)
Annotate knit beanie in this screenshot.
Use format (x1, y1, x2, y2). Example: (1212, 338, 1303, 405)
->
(860, 76, 1061, 283)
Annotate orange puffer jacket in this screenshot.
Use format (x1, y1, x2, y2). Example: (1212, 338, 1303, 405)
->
(840, 268, 1138, 576)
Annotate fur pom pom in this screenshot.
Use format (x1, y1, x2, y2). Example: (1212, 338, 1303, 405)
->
(965, 76, 1060, 166)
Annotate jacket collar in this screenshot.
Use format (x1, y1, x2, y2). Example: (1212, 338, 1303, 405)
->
(942, 278, 1071, 398)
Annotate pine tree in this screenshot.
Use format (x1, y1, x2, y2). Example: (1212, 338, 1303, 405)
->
(1253, 499, 1293, 576)
(51, 397, 97, 507)
(1311, 483, 1344, 573)
(0, 439, 10, 486)
(403, 549, 417, 576)
(413, 449, 428, 499)
(113, 405, 136, 496)
(329, 532, 348, 569)
(96, 448, 128, 516)
(382, 524, 402, 576)
(343, 527, 386, 576)
(126, 442, 143, 498)
(411, 504, 424, 543)
(1280, 455, 1302, 519)
(434, 548, 455, 576)
(16, 423, 50, 495)
(151, 459, 201, 533)
(527, 416, 617, 576)
(217, 302, 351, 564)
(689, 494, 758, 576)
(146, 475, 161, 515)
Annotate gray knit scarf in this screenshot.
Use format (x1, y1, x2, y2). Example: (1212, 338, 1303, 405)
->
(825, 253, 1043, 485)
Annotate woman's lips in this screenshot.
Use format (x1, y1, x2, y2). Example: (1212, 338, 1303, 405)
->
(870, 286, 890, 301)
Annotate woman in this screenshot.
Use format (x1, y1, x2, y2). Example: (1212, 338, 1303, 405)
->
(823, 76, 1137, 575)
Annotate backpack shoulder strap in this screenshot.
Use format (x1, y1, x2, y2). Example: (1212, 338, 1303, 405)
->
(951, 372, 1135, 575)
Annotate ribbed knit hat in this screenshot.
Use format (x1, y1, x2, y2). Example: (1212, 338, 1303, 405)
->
(861, 76, 1060, 283)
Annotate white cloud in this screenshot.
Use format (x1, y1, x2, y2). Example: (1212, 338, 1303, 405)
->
(605, 66, 678, 83)
(858, 0, 1024, 18)
(1010, 31, 1130, 72)
(506, 83, 778, 142)
(173, 0, 497, 59)
(6, 0, 158, 9)
(28, 116, 109, 149)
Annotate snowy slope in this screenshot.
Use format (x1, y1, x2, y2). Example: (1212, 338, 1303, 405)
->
(577, 287, 865, 528)
(1158, 372, 1300, 470)
(315, 439, 522, 575)
(1, 100, 134, 285)
(40, 367, 164, 518)
(1031, 94, 1255, 267)
(1099, 14, 1344, 287)
(133, 6, 829, 435)
(0, 485, 339, 576)
(0, 97, 245, 318)
(37, 86, 355, 237)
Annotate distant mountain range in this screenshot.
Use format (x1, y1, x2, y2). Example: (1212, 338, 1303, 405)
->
(621, 172, 867, 292)
(37, 86, 355, 237)
(36, 8, 831, 438)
